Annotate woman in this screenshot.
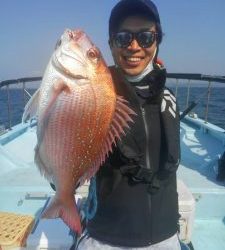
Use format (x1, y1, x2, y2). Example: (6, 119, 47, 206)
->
(77, 0, 181, 249)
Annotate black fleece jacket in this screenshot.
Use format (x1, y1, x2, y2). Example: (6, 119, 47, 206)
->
(87, 64, 181, 247)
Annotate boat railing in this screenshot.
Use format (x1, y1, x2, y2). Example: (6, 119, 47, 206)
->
(0, 77, 42, 131)
(166, 73, 225, 126)
(0, 74, 225, 131)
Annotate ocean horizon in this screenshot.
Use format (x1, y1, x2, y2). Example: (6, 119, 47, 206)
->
(0, 85, 225, 130)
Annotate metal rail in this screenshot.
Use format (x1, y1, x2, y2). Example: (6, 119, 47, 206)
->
(166, 73, 225, 123)
(0, 77, 42, 130)
(167, 73, 225, 83)
(0, 74, 225, 130)
(0, 77, 42, 88)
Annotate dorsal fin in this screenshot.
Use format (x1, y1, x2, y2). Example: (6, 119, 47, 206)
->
(79, 95, 136, 185)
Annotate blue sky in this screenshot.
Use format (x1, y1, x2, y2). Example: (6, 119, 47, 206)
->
(1, 0, 225, 80)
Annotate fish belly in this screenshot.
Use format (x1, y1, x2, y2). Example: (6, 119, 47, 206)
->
(37, 84, 116, 185)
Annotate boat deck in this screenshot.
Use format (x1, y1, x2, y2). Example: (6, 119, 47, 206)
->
(178, 120, 225, 250)
(0, 118, 225, 249)
(192, 219, 225, 250)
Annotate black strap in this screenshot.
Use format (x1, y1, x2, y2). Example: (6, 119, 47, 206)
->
(74, 232, 89, 250)
(147, 176, 161, 194)
(120, 164, 153, 183)
(120, 164, 161, 194)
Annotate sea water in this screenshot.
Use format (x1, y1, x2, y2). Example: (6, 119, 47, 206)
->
(0, 85, 225, 129)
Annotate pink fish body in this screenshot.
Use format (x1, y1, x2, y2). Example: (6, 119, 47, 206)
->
(23, 29, 134, 234)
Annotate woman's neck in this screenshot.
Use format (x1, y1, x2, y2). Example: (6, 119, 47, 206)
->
(124, 48, 157, 83)
(125, 60, 154, 83)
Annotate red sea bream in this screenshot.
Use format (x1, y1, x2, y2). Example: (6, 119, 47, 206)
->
(22, 29, 135, 234)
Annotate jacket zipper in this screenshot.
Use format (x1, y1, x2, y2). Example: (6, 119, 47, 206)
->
(141, 105, 152, 244)
(141, 106, 151, 170)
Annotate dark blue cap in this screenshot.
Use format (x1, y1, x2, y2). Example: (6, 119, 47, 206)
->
(109, 0, 162, 44)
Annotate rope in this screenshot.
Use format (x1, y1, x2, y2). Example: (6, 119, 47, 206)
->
(81, 176, 97, 221)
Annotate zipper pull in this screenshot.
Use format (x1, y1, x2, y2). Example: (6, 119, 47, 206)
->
(141, 106, 145, 116)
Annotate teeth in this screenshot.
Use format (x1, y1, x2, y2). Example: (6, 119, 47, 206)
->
(126, 57, 141, 62)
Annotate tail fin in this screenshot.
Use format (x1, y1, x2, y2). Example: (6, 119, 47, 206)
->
(41, 196, 82, 234)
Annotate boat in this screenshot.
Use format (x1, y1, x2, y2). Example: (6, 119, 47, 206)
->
(0, 73, 225, 250)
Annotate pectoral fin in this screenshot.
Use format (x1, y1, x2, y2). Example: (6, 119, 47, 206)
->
(43, 80, 70, 119)
(40, 79, 71, 126)
(36, 79, 71, 147)
(35, 79, 72, 179)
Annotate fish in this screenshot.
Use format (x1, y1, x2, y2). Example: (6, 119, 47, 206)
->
(22, 29, 135, 234)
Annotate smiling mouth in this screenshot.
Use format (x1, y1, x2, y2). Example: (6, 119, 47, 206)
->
(126, 57, 141, 62)
(123, 56, 143, 65)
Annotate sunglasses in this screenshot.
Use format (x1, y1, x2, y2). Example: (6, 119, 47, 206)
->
(113, 31, 158, 48)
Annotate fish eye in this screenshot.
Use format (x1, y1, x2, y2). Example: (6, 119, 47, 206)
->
(87, 48, 100, 63)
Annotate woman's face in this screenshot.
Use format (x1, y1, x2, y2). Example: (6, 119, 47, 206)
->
(110, 16, 157, 76)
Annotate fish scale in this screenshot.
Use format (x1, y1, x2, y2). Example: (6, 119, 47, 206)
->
(47, 89, 90, 167)
(22, 29, 135, 234)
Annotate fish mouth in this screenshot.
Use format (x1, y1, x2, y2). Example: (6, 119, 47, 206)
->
(52, 53, 88, 80)
(70, 30, 84, 42)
